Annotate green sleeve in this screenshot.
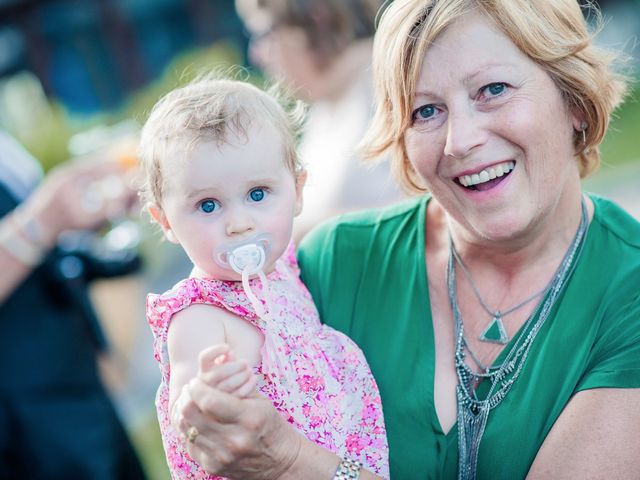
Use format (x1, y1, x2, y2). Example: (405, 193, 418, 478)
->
(297, 221, 336, 320)
(297, 216, 369, 334)
(576, 290, 640, 391)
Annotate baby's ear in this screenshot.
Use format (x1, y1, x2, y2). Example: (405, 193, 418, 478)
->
(147, 203, 179, 244)
(294, 169, 307, 217)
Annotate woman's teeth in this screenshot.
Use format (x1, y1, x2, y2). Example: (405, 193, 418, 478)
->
(458, 161, 515, 187)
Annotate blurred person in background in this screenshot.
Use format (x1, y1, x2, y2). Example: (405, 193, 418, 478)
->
(236, 0, 404, 237)
(0, 129, 146, 479)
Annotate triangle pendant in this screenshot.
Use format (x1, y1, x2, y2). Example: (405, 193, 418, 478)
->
(479, 315, 509, 344)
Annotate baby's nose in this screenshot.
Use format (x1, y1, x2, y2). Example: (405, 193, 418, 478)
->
(225, 212, 254, 236)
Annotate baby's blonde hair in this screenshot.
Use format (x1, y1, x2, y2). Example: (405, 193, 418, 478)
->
(139, 74, 305, 207)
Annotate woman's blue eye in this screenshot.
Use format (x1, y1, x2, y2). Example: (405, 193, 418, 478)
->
(416, 105, 436, 120)
(249, 188, 266, 202)
(485, 83, 506, 96)
(199, 200, 217, 213)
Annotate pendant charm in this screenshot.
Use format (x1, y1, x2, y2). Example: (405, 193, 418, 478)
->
(479, 313, 509, 344)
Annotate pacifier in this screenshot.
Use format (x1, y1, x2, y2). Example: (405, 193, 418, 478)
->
(214, 233, 272, 276)
(214, 233, 275, 322)
(227, 244, 265, 274)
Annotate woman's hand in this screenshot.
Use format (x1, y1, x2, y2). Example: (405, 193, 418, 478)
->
(175, 373, 301, 480)
(172, 344, 384, 480)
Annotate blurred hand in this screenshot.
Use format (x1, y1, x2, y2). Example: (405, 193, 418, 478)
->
(19, 156, 139, 247)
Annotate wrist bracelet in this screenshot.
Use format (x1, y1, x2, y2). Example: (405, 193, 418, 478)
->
(11, 210, 49, 248)
(0, 220, 44, 267)
(332, 457, 362, 480)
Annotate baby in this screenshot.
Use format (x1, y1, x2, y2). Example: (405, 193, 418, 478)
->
(139, 77, 389, 479)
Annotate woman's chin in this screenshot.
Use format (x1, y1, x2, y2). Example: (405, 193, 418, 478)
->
(468, 215, 533, 244)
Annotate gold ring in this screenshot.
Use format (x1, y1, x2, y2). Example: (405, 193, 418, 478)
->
(186, 425, 199, 444)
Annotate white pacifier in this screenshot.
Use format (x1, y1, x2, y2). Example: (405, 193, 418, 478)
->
(214, 233, 272, 275)
(227, 244, 265, 274)
(213, 233, 274, 320)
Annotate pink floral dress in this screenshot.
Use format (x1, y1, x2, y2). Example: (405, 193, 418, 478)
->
(146, 244, 389, 479)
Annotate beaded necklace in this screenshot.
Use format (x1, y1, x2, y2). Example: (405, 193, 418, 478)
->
(447, 199, 588, 480)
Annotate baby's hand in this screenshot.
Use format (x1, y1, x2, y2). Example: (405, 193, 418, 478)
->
(197, 344, 257, 398)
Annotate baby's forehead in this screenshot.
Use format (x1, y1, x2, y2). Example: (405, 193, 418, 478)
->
(160, 123, 290, 179)
(169, 121, 282, 158)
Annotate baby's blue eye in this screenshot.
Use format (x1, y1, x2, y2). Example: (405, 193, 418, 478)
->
(416, 105, 436, 120)
(199, 199, 217, 213)
(485, 83, 506, 96)
(249, 188, 266, 202)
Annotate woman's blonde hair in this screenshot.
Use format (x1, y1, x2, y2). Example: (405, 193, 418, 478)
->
(362, 0, 629, 194)
(138, 74, 305, 207)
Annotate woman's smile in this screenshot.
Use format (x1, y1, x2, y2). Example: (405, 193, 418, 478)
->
(456, 160, 515, 190)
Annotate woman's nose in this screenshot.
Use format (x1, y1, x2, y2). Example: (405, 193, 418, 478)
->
(443, 106, 487, 158)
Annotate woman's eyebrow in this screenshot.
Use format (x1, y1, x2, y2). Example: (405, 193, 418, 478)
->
(461, 61, 515, 84)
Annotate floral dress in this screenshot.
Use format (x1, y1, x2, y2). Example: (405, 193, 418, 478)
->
(146, 244, 389, 479)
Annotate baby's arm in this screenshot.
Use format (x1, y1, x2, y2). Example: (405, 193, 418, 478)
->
(167, 304, 255, 423)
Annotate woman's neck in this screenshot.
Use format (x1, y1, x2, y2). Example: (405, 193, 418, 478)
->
(435, 185, 590, 282)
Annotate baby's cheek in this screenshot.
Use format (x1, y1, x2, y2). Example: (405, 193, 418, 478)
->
(271, 222, 294, 256)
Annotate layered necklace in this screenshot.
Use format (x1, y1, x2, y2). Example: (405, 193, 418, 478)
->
(447, 198, 588, 480)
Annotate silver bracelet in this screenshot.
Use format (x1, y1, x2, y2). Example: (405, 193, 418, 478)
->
(332, 457, 362, 480)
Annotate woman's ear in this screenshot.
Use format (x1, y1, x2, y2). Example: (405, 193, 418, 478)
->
(570, 108, 587, 134)
(294, 170, 307, 217)
(147, 203, 179, 244)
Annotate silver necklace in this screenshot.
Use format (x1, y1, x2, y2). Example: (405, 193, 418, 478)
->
(448, 198, 588, 480)
(451, 246, 548, 344)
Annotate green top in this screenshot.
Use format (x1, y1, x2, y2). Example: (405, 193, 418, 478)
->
(298, 194, 640, 480)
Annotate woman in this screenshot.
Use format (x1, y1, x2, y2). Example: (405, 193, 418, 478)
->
(236, 0, 402, 236)
(175, 0, 640, 478)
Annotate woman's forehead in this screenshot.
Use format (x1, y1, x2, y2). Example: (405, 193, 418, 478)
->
(417, 13, 532, 86)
